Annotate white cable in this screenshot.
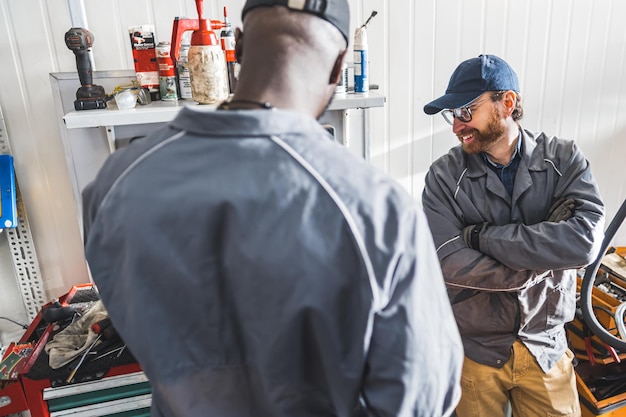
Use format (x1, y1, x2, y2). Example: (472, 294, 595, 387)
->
(614, 301, 626, 340)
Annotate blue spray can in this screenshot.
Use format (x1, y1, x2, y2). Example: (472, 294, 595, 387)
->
(353, 27, 368, 93)
(354, 11, 377, 93)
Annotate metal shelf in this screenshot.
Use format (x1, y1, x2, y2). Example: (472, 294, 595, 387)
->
(62, 91, 385, 129)
(51, 70, 385, 230)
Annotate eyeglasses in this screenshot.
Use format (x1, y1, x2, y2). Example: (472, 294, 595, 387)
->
(441, 99, 483, 125)
(441, 106, 473, 125)
(441, 92, 503, 125)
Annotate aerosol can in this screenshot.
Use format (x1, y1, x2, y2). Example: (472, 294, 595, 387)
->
(176, 34, 193, 100)
(354, 11, 377, 93)
(171, 0, 229, 104)
(220, 6, 238, 94)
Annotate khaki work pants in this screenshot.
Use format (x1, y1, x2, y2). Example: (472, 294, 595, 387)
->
(455, 340, 581, 417)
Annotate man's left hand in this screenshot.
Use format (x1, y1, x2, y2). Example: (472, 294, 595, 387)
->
(546, 198, 576, 222)
(462, 224, 483, 250)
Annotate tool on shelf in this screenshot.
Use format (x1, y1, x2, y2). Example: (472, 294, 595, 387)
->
(64, 28, 107, 111)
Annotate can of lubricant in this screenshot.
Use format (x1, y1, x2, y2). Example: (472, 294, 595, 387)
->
(156, 41, 178, 101)
(353, 27, 369, 93)
(335, 62, 348, 94)
(128, 25, 160, 101)
(220, 7, 238, 94)
(177, 42, 193, 100)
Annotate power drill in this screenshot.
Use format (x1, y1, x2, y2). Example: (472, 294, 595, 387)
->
(64, 28, 107, 111)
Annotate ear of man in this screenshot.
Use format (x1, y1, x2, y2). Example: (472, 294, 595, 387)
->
(502, 90, 517, 118)
(329, 50, 347, 85)
(235, 28, 243, 63)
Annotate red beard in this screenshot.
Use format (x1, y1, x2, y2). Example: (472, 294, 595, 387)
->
(458, 106, 506, 155)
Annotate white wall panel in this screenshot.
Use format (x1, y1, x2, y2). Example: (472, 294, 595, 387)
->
(1, 0, 626, 326)
(1, 0, 86, 302)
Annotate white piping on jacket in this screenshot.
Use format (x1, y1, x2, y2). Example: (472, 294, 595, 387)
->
(544, 159, 563, 176)
(269, 135, 382, 311)
(269, 134, 381, 358)
(100, 130, 187, 208)
(436, 236, 460, 253)
(453, 168, 468, 200)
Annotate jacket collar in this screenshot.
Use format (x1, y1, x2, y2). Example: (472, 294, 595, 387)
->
(169, 106, 328, 139)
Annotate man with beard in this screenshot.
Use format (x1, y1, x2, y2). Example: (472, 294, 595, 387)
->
(81, 0, 464, 416)
(421, 54, 605, 417)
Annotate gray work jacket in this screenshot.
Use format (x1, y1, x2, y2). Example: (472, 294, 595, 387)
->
(83, 107, 463, 417)
(422, 128, 605, 372)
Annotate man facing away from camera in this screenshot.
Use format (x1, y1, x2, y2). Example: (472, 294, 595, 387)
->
(82, 0, 463, 416)
(421, 54, 605, 417)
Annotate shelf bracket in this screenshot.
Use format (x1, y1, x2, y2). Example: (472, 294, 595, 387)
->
(105, 126, 116, 153)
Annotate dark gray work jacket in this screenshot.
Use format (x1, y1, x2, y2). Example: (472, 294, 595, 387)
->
(83, 107, 463, 417)
(422, 128, 605, 372)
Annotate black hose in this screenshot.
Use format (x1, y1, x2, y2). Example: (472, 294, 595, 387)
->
(580, 198, 626, 350)
(0, 316, 28, 329)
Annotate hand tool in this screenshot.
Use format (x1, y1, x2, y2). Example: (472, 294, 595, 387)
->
(91, 317, 119, 341)
(64, 28, 107, 111)
(41, 305, 76, 323)
(66, 334, 102, 383)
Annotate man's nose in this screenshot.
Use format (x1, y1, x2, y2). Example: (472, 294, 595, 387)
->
(452, 117, 466, 134)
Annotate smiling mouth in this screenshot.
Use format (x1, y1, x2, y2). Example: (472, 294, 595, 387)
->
(458, 133, 475, 143)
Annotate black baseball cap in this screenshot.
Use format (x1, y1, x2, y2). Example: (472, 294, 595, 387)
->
(424, 54, 520, 115)
(241, 0, 350, 44)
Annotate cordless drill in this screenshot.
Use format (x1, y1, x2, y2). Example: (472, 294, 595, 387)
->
(64, 28, 107, 111)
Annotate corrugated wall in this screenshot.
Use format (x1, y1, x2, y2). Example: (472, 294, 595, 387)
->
(0, 0, 625, 340)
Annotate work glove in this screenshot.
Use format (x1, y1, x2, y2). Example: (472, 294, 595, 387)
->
(546, 197, 576, 222)
(462, 224, 483, 250)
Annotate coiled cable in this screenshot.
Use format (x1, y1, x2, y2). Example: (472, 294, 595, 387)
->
(580, 198, 626, 350)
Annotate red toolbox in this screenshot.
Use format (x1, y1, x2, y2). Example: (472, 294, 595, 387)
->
(0, 284, 150, 417)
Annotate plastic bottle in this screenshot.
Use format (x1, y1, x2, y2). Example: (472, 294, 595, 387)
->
(353, 26, 368, 93)
(187, 0, 229, 104)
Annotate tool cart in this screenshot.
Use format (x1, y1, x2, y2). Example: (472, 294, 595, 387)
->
(0, 284, 150, 417)
(570, 200, 626, 416)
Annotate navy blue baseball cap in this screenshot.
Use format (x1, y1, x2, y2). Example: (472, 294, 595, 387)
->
(424, 54, 520, 115)
(242, 0, 350, 44)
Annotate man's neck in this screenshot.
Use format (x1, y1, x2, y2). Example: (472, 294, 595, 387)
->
(485, 125, 520, 165)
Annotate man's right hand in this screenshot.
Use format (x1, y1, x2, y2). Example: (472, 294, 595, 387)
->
(546, 198, 576, 222)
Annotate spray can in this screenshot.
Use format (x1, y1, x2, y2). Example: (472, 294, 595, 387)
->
(354, 11, 377, 94)
(220, 6, 238, 94)
(353, 27, 368, 93)
(128, 25, 160, 101)
(156, 41, 178, 100)
(177, 38, 193, 100)
(335, 62, 348, 94)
